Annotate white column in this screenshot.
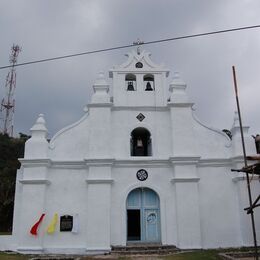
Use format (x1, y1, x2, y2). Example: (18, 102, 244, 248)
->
(16, 114, 50, 252)
(171, 159, 202, 249)
(85, 161, 113, 253)
(231, 111, 255, 157)
(168, 73, 198, 156)
(16, 163, 50, 253)
(88, 72, 112, 158)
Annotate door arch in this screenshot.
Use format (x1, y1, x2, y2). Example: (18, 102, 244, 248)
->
(126, 187, 161, 242)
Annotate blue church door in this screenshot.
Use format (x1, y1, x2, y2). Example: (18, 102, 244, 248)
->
(127, 188, 160, 243)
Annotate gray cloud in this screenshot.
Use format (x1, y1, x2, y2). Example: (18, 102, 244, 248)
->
(0, 0, 259, 137)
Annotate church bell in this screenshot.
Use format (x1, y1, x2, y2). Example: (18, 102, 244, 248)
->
(145, 81, 153, 91)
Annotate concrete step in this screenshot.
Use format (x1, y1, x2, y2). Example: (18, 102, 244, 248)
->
(111, 244, 179, 255)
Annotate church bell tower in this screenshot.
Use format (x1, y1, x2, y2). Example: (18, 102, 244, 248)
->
(109, 50, 170, 107)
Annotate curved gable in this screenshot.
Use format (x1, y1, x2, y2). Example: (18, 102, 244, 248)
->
(49, 112, 90, 160)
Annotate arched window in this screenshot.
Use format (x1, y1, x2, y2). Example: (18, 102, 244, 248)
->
(130, 127, 152, 156)
(143, 74, 154, 91)
(126, 74, 136, 91)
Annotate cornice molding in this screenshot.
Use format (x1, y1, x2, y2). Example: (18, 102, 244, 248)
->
(230, 156, 245, 164)
(18, 157, 243, 169)
(51, 160, 85, 169)
(232, 176, 246, 183)
(86, 179, 114, 184)
(167, 102, 194, 108)
(87, 103, 112, 108)
(114, 158, 170, 167)
(198, 158, 231, 167)
(112, 106, 169, 111)
(232, 174, 259, 183)
(171, 177, 200, 183)
(19, 179, 51, 185)
(170, 156, 200, 165)
(85, 158, 115, 167)
(19, 158, 51, 167)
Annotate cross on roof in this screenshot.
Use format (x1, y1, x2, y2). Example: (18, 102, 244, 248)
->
(133, 38, 144, 55)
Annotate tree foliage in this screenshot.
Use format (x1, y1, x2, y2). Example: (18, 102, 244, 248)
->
(0, 133, 29, 232)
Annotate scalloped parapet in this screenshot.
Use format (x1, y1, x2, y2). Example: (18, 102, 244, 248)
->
(49, 112, 89, 150)
(191, 109, 232, 148)
(109, 49, 170, 107)
(109, 50, 169, 77)
(189, 109, 232, 158)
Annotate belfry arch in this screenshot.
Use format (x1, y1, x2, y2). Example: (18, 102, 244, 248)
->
(144, 74, 154, 91)
(130, 127, 152, 156)
(125, 74, 136, 91)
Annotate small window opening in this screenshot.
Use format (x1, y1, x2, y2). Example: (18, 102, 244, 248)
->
(144, 74, 154, 91)
(135, 62, 143, 68)
(130, 127, 152, 156)
(126, 74, 136, 91)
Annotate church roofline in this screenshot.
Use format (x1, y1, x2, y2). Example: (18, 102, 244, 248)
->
(49, 112, 89, 149)
(191, 108, 232, 148)
(109, 49, 170, 77)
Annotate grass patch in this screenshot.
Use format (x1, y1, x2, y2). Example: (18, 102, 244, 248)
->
(161, 250, 220, 259)
(0, 252, 31, 260)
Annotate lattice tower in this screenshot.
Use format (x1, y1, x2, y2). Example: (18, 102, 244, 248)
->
(0, 44, 21, 136)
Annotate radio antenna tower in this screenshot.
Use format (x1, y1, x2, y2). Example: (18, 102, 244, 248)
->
(0, 44, 21, 136)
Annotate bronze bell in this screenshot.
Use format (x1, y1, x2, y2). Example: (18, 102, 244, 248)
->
(127, 81, 135, 91)
(145, 82, 153, 91)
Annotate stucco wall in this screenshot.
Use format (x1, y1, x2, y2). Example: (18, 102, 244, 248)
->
(6, 49, 260, 254)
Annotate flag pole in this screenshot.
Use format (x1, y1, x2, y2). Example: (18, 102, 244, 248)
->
(232, 66, 258, 259)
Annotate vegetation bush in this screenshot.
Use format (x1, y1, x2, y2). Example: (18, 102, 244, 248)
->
(0, 133, 28, 232)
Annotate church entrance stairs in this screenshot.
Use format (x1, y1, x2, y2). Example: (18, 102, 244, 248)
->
(111, 244, 179, 255)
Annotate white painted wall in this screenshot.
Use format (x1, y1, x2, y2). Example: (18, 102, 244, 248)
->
(2, 49, 259, 254)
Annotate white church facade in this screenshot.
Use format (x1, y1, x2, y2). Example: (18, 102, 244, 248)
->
(1, 49, 259, 254)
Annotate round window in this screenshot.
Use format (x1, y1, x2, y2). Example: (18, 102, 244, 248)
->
(136, 169, 148, 181)
(135, 62, 143, 68)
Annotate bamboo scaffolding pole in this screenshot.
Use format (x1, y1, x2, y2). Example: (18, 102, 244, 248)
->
(232, 66, 258, 260)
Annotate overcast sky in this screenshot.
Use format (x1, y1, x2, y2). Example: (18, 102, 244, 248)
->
(0, 0, 260, 138)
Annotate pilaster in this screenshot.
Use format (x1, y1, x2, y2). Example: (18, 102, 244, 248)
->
(168, 73, 197, 156)
(16, 114, 50, 252)
(85, 159, 114, 252)
(170, 157, 202, 248)
(16, 159, 50, 252)
(231, 111, 255, 157)
(88, 72, 112, 158)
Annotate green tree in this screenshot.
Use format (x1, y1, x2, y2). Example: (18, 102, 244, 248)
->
(0, 133, 28, 232)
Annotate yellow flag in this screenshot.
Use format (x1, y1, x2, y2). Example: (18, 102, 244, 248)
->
(47, 213, 58, 234)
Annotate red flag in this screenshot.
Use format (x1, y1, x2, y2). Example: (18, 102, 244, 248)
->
(30, 214, 45, 236)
